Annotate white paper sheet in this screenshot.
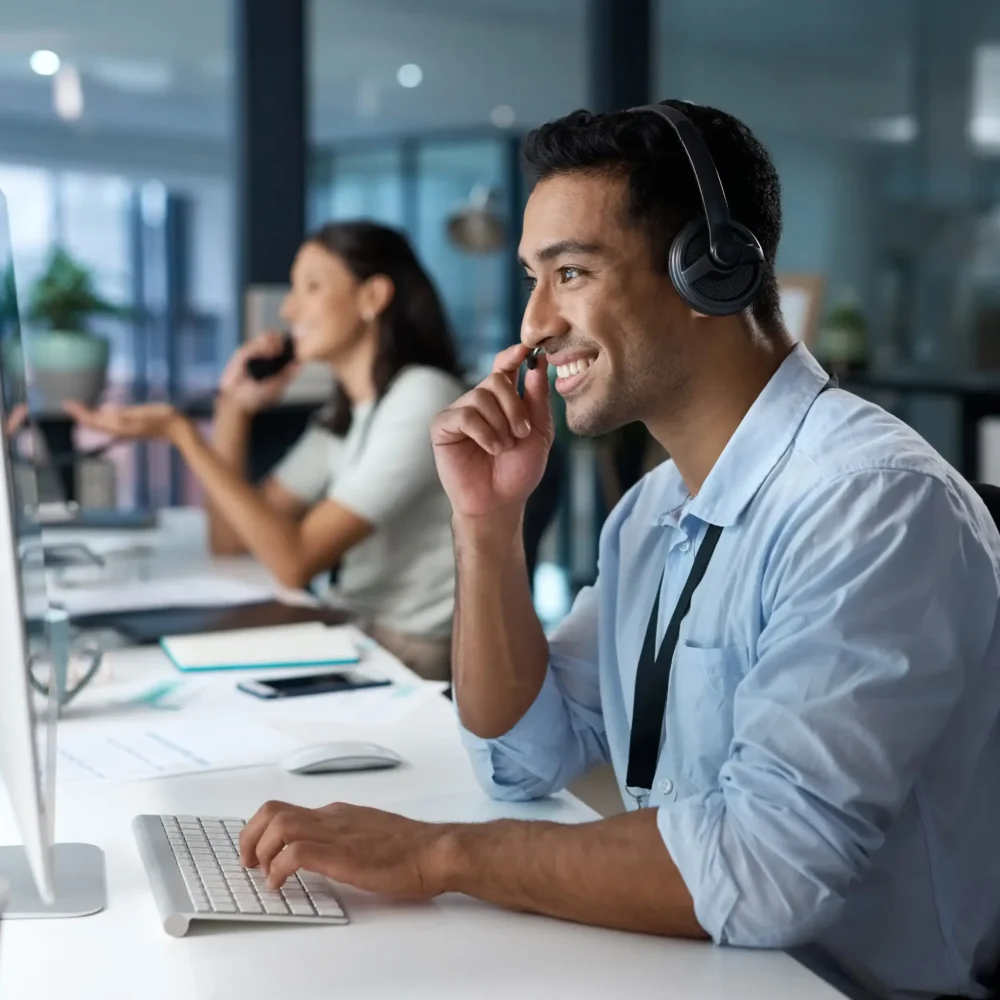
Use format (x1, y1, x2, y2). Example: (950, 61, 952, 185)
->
(48, 573, 275, 617)
(57, 714, 300, 784)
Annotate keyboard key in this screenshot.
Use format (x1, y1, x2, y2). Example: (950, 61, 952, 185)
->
(141, 815, 349, 928)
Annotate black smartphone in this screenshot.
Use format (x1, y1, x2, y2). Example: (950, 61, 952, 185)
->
(245, 333, 296, 382)
(237, 670, 391, 700)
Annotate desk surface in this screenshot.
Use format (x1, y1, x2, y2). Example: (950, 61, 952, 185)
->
(1, 511, 845, 1000)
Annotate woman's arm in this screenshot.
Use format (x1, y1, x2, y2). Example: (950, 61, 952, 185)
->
(64, 400, 371, 589)
(205, 399, 308, 556)
(169, 415, 373, 587)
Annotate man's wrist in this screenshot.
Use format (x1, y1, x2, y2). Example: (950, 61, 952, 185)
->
(452, 507, 525, 558)
(424, 823, 473, 896)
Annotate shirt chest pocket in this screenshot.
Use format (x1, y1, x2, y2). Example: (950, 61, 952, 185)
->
(667, 642, 746, 789)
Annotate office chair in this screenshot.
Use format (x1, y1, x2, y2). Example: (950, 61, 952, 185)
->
(972, 482, 1000, 529)
(967, 482, 1000, 1000)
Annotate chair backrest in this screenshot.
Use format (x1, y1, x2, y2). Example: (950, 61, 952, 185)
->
(972, 482, 1000, 529)
(971, 483, 1000, 1000)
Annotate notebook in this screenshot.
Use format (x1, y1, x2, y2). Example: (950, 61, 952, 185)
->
(160, 622, 361, 673)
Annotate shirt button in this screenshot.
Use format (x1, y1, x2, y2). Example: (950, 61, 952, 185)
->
(677, 539, 691, 553)
(659, 779, 674, 795)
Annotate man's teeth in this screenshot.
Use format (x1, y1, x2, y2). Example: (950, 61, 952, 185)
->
(555, 357, 595, 379)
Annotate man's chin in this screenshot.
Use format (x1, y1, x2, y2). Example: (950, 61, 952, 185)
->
(565, 400, 626, 438)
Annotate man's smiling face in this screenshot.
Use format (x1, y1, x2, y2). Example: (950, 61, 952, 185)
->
(518, 169, 690, 437)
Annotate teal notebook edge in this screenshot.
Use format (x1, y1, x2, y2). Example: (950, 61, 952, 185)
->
(159, 638, 360, 674)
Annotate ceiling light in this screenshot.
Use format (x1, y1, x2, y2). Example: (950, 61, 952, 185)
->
(970, 45, 1000, 152)
(53, 65, 84, 122)
(396, 63, 423, 89)
(490, 104, 516, 128)
(30, 50, 61, 77)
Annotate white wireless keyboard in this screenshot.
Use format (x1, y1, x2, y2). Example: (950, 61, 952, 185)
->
(132, 814, 349, 937)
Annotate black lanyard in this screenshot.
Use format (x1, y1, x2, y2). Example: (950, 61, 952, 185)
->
(625, 523, 723, 807)
(624, 376, 837, 808)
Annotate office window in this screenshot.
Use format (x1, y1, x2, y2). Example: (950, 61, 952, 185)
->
(308, 0, 586, 141)
(0, 0, 234, 506)
(0, 165, 56, 298)
(312, 147, 406, 231)
(415, 139, 509, 375)
(307, 0, 588, 373)
(655, 0, 1000, 374)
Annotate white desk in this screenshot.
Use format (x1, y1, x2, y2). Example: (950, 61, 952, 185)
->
(1, 510, 845, 1000)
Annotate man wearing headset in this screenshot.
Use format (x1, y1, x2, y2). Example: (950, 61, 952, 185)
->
(240, 102, 1000, 1000)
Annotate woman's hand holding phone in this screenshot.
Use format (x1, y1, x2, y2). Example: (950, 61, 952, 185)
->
(219, 331, 300, 414)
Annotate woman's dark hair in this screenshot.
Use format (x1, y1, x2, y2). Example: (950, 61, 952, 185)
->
(307, 220, 463, 435)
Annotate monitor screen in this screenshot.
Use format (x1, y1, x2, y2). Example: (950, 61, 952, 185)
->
(0, 190, 48, 626)
(0, 187, 56, 892)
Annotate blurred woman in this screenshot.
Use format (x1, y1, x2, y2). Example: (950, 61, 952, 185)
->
(67, 221, 466, 678)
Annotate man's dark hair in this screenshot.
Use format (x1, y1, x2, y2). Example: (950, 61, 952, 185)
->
(307, 220, 464, 436)
(522, 99, 784, 334)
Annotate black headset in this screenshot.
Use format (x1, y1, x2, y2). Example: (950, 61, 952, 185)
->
(629, 102, 765, 316)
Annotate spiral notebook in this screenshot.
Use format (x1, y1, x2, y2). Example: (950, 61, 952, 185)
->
(160, 622, 361, 673)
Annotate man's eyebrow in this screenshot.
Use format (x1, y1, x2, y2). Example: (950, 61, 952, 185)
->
(518, 240, 604, 268)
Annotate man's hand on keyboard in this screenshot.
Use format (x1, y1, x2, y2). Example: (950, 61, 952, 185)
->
(239, 800, 452, 899)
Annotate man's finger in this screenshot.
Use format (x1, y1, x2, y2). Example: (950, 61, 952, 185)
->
(481, 374, 532, 439)
(255, 811, 324, 874)
(265, 840, 332, 890)
(239, 800, 297, 866)
(521, 354, 553, 441)
(491, 343, 533, 380)
(431, 406, 504, 454)
(467, 387, 515, 448)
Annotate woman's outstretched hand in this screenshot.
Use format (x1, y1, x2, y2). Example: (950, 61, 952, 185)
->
(63, 401, 186, 443)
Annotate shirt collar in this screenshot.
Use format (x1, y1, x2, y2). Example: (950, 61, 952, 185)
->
(662, 344, 831, 529)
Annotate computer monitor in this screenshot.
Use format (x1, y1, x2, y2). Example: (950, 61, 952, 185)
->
(0, 188, 105, 917)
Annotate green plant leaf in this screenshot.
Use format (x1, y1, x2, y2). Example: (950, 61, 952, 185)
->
(26, 248, 122, 334)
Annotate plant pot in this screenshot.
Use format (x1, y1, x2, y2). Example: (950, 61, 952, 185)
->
(3, 331, 109, 412)
(817, 323, 867, 377)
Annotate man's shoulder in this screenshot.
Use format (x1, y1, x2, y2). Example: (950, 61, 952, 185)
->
(790, 388, 954, 486)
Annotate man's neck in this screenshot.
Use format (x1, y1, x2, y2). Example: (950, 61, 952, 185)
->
(646, 334, 793, 496)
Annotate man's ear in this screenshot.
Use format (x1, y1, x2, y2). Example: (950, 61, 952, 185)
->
(360, 274, 396, 320)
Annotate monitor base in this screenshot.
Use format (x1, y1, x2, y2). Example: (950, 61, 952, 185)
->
(0, 843, 106, 917)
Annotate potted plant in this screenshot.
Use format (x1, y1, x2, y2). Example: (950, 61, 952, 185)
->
(19, 249, 119, 411)
(817, 293, 869, 376)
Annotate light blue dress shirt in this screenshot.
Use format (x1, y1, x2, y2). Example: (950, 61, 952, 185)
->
(461, 345, 1000, 1000)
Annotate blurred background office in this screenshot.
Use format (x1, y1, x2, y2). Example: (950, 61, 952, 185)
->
(2, 0, 1000, 624)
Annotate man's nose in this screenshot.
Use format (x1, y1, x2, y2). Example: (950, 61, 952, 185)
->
(521, 283, 570, 349)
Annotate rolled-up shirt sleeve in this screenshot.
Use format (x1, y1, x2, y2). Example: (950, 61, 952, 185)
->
(461, 585, 609, 800)
(657, 471, 998, 948)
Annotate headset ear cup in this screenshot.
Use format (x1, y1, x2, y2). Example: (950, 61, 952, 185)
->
(668, 219, 765, 316)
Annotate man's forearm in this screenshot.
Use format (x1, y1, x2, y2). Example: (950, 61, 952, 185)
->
(452, 509, 549, 739)
(206, 400, 251, 554)
(436, 809, 707, 939)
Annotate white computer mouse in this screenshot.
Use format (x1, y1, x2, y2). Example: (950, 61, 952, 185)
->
(280, 741, 403, 775)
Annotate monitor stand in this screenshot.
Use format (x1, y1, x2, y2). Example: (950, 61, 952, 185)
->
(0, 843, 106, 917)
